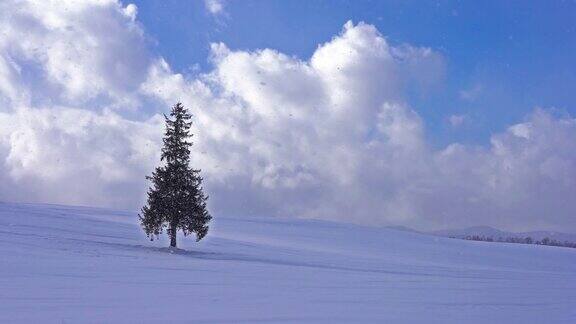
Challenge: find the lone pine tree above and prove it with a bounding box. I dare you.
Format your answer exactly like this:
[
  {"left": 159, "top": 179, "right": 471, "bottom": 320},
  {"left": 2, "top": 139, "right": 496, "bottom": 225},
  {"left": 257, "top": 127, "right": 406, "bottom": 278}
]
[{"left": 140, "top": 103, "right": 211, "bottom": 248}]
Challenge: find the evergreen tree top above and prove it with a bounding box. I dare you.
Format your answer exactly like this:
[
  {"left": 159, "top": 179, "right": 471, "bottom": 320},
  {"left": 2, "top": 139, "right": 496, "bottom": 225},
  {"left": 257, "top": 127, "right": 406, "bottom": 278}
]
[{"left": 162, "top": 103, "right": 193, "bottom": 165}]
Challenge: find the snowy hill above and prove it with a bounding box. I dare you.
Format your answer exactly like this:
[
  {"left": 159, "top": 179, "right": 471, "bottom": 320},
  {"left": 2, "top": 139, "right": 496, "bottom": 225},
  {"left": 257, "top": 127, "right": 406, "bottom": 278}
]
[
  {"left": 1, "top": 202, "right": 575, "bottom": 323},
  {"left": 432, "top": 225, "right": 576, "bottom": 243}
]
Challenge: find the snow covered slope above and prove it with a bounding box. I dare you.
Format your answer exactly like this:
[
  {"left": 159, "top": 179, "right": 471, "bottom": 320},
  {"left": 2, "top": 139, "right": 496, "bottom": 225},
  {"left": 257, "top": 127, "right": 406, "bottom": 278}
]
[{"left": 1, "top": 202, "right": 575, "bottom": 323}]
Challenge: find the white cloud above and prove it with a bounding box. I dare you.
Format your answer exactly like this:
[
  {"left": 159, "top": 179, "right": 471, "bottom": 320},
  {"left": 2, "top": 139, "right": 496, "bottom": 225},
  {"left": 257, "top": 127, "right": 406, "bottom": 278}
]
[
  {"left": 0, "top": 0, "right": 150, "bottom": 108},
  {"left": 432, "top": 109, "right": 576, "bottom": 231},
  {"left": 0, "top": 3, "right": 574, "bottom": 233},
  {"left": 0, "top": 106, "right": 163, "bottom": 207},
  {"left": 448, "top": 114, "right": 466, "bottom": 127},
  {"left": 204, "top": 0, "right": 225, "bottom": 16}
]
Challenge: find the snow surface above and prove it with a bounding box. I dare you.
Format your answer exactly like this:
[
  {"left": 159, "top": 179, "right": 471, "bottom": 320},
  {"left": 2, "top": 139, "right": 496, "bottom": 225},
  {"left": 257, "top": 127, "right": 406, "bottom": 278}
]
[{"left": 1, "top": 202, "right": 575, "bottom": 323}]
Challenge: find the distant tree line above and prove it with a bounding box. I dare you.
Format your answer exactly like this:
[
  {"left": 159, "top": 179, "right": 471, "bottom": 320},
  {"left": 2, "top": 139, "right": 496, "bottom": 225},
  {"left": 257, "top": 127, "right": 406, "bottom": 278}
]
[{"left": 450, "top": 235, "right": 576, "bottom": 249}]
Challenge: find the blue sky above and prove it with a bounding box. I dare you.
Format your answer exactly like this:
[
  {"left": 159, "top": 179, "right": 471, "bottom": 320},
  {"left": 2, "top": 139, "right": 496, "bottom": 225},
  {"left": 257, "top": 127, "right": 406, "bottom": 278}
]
[{"left": 133, "top": 0, "right": 576, "bottom": 146}]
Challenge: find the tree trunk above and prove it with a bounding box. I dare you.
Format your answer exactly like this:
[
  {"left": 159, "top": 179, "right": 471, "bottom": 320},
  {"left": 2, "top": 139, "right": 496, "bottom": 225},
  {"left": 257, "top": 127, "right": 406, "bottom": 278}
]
[{"left": 170, "top": 223, "right": 177, "bottom": 248}]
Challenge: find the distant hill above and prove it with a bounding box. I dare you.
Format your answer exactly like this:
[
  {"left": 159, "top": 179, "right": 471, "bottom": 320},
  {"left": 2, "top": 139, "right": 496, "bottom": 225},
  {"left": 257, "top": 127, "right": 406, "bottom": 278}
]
[{"left": 431, "top": 226, "right": 576, "bottom": 243}]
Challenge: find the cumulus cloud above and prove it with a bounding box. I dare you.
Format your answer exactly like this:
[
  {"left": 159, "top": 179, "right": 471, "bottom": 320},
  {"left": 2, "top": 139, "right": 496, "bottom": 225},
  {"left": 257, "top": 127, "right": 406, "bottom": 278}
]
[
  {"left": 0, "top": 0, "right": 159, "bottom": 207},
  {"left": 0, "top": 1, "right": 574, "bottom": 233},
  {"left": 431, "top": 110, "right": 576, "bottom": 231},
  {"left": 0, "top": 0, "right": 150, "bottom": 109},
  {"left": 0, "top": 107, "right": 162, "bottom": 207}
]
